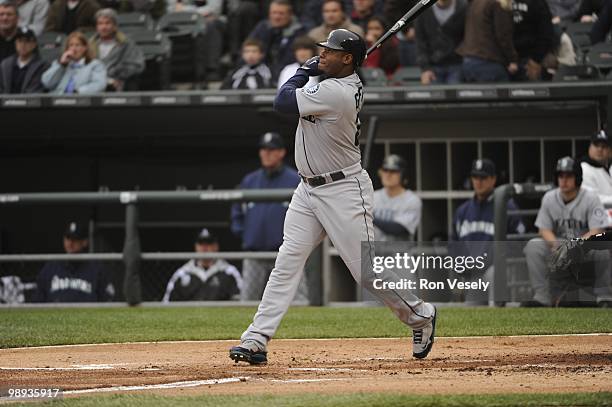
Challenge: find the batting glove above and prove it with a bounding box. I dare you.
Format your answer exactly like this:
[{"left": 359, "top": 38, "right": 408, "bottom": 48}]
[{"left": 300, "top": 56, "right": 323, "bottom": 76}]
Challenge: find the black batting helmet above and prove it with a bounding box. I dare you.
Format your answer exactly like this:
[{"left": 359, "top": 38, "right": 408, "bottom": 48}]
[
  {"left": 317, "top": 29, "right": 366, "bottom": 67},
  {"left": 554, "top": 156, "right": 582, "bottom": 186},
  {"left": 381, "top": 154, "right": 408, "bottom": 186}
]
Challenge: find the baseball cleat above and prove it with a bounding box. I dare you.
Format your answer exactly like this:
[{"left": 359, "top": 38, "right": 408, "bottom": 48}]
[
  {"left": 412, "top": 306, "right": 436, "bottom": 359},
  {"left": 229, "top": 344, "right": 267, "bottom": 365}
]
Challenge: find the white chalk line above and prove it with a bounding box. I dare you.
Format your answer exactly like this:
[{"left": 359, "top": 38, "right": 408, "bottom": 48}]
[
  {"left": 4, "top": 333, "right": 611, "bottom": 351},
  {"left": 62, "top": 377, "right": 250, "bottom": 395}
]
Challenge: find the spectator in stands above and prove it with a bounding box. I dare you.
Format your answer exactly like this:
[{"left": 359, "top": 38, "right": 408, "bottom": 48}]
[
  {"left": 248, "top": 0, "right": 307, "bottom": 81},
  {"left": 277, "top": 35, "right": 318, "bottom": 88},
  {"left": 0, "top": 26, "right": 47, "bottom": 93},
  {"left": 301, "top": 0, "right": 352, "bottom": 30},
  {"left": 231, "top": 132, "right": 308, "bottom": 301},
  {"left": 363, "top": 15, "right": 399, "bottom": 77},
  {"left": 591, "top": 0, "right": 612, "bottom": 44},
  {"left": 16, "top": 0, "right": 48, "bottom": 36},
  {"left": 166, "top": 0, "right": 224, "bottom": 79},
  {"left": 221, "top": 38, "right": 272, "bottom": 89},
  {"left": 512, "top": 0, "right": 555, "bottom": 81},
  {"left": 384, "top": 0, "right": 419, "bottom": 66},
  {"left": 42, "top": 30, "right": 107, "bottom": 94},
  {"left": 546, "top": 0, "right": 580, "bottom": 24},
  {"left": 0, "top": 1, "right": 18, "bottom": 63},
  {"left": 457, "top": 0, "right": 518, "bottom": 82},
  {"left": 578, "top": 0, "right": 604, "bottom": 22},
  {"left": 373, "top": 154, "right": 422, "bottom": 242},
  {"left": 89, "top": 8, "right": 144, "bottom": 91},
  {"left": 162, "top": 228, "right": 242, "bottom": 302},
  {"left": 34, "top": 221, "right": 115, "bottom": 302},
  {"left": 451, "top": 158, "right": 525, "bottom": 305},
  {"left": 44, "top": 0, "right": 100, "bottom": 34},
  {"left": 523, "top": 156, "right": 611, "bottom": 307},
  {"left": 415, "top": 0, "right": 467, "bottom": 85},
  {"left": 350, "top": 0, "right": 382, "bottom": 33},
  {"left": 580, "top": 130, "right": 612, "bottom": 206},
  {"left": 307, "top": 0, "right": 363, "bottom": 44}
]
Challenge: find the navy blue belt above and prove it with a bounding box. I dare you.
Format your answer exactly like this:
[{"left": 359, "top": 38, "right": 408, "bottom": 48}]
[{"left": 301, "top": 171, "right": 345, "bottom": 187}]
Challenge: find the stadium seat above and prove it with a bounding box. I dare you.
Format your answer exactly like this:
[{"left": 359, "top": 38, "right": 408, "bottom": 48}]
[
  {"left": 117, "top": 12, "right": 153, "bottom": 31},
  {"left": 157, "top": 12, "right": 207, "bottom": 86},
  {"left": 128, "top": 30, "right": 172, "bottom": 90},
  {"left": 585, "top": 42, "right": 612, "bottom": 70},
  {"left": 390, "top": 66, "right": 421, "bottom": 86},
  {"left": 565, "top": 22, "right": 594, "bottom": 37},
  {"left": 553, "top": 64, "right": 600, "bottom": 81},
  {"left": 37, "top": 32, "right": 65, "bottom": 50},
  {"left": 360, "top": 67, "right": 388, "bottom": 86},
  {"left": 39, "top": 47, "right": 62, "bottom": 64}
]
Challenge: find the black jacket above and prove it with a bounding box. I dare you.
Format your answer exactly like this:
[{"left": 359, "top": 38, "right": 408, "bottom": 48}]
[
  {"left": 415, "top": 0, "right": 467, "bottom": 70},
  {"left": 0, "top": 54, "right": 48, "bottom": 94},
  {"left": 578, "top": 0, "right": 605, "bottom": 18},
  {"left": 513, "top": 0, "right": 554, "bottom": 62},
  {"left": 591, "top": 0, "right": 612, "bottom": 44}
]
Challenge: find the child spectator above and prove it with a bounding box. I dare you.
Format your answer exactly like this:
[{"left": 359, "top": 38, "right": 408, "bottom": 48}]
[
  {"left": 277, "top": 35, "right": 319, "bottom": 88},
  {"left": 221, "top": 38, "right": 273, "bottom": 90}
]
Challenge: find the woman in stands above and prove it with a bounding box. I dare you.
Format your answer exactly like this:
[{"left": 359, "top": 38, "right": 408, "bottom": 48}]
[
  {"left": 362, "top": 16, "right": 400, "bottom": 77},
  {"left": 42, "top": 31, "right": 106, "bottom": 94}
]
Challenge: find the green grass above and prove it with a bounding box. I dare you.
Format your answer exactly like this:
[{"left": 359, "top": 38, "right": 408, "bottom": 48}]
[
  {"left": 1, "top": 306, "right": 611, "bottom": 348},
  {"left": 8, "top": 392, "right": 612, "bottom": 407}
]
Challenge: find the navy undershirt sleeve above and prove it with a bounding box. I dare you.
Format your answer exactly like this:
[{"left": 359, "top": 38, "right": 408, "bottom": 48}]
[
  {"left": 273, "top": 69, "right": 309, "bottom": 115},
  {"left": 373, "top": 218, "right": 409, "bottom": 236}
]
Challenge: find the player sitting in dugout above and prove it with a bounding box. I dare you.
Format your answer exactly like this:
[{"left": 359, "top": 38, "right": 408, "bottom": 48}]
[
  {"left": 451, "top": 158, "right": 525, "bottom": 305},
  {"left": 163, "top": 229, "right": 242, "bottom": 302},
  {"left": 373, "top": 154, "right": 422, "bottom": 242},
  {"left": 523, "top": 156, "right": 612, "bottom": 307},
  {"left": 580, "top": 129, "right": 612, "bottom": 207},
  {"left": 35, "top": 221, "right": 115, "bottom": 302}
]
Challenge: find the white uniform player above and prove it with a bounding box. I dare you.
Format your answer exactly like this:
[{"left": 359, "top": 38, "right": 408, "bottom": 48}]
[{"left": 229, "top": 29, "right": 436, "bottom": 365}]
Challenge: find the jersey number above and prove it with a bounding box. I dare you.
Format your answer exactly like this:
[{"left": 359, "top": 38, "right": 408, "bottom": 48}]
[{"left": 354, "top": 86, "right": 363, "bottom": 146}]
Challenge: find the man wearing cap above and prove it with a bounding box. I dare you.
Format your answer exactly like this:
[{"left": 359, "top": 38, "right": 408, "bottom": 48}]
[
  {"left": 0, "top": 1, "right": 19, "bottom": 63},
  {"left": 162, "top": 229, "right": 242, "bottom": 302},
  {"left": 451, "top": 158, "right": 525, "bottom": 305},
  {"left": 231, "top": 132, "right": 308, "bottom": 301},
  {"left": 580, "top": 130, "right": 612, "bottom": 207},
  {"left": 373, "top": 154, "right": 422, "bottom": 242},
  {"left": 0, "top": 26, "right": 47, "bottom": 93},
  {"left": 34, "top": 221, "right": 115, "bottom": 302}
]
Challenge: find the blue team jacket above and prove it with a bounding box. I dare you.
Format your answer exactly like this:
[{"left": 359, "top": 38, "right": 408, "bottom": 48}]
[
  {"left": 34, "top": 261, "right": 114, "bottom": 302},
  {"left": 451, "top": 194, "right": 525, "bottom": 267},
  {"left": 231, "top": 166, "right": 300, "bottom": 251}
]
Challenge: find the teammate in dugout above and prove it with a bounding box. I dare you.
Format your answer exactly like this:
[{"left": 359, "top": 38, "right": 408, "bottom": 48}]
[
  {"left": 229, "top": 29, "right": 437, "bottom": 365},
  {"left": 523, "top": 156, "right": 612, "bottom": 307},
  {"left": 373, "top": 154, "right": 422, "bottom": 242},
  {"left": 162, "top": 228, "right": 242, "bottom": 302}
]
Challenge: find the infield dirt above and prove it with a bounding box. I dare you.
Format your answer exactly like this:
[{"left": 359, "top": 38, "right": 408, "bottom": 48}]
[{"left": 1, "top": 335, "right": 611, "bottom": 399}]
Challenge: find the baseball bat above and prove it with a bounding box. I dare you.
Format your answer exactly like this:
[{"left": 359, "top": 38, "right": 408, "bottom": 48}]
[{"left": 365, "top": 0, "right": 439, "bottom": 58}]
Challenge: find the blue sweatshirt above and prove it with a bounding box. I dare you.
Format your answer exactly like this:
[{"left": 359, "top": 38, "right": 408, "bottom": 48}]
[
  {"left": 231, "top": 165, "right": 300, "bottom": 251},
  {"left": 451, "top": 193, "right": 525, "bottom": 268},
  {"left": 35, "top": 261, "right": 114, "bottom": 302}
]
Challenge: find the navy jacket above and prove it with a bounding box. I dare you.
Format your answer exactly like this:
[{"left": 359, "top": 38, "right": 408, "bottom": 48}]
[
  {"left": 231, "top": 165, "right": 300, "bottom": 251},
  {"left": 34, "top": 261, "right": 114, "bottom": 302},
  {"left": 451, "top": 193, "right": 525, "bottom": 268}
]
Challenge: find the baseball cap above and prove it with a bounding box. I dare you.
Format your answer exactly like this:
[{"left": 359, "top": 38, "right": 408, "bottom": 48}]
[
  {"left": 381, "top": 154, "right": 406, "bottom": 172},
  {"left": 470, "top": 158, "right": 496, "bottom": 177},
  {"left": 64, "top": 221, "right": 88, "bottom": 240},
  {"left": 259, "top": 132, "right": 284, "bottom": 149},
  {"left": 15, "top": 27, "right": 37, "bottom": 42},
  {"left": 591, "top": 130, "right": 610, "bottom": 145},
  {"left": 195, "top": 228, "right": 218, "bottom": 244}
]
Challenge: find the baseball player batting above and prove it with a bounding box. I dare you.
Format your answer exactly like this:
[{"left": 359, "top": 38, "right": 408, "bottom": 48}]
[{"left": 229, "top": 29, "right": 437, "bottom": 365}]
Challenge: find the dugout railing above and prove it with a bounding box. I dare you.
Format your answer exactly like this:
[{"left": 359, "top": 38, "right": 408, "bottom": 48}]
[
  {"left": 0, "top": 190, "right": 295, "bottom": 306},
  {"left": 493, "top": 183, "right": 612, "bottom": 304}
]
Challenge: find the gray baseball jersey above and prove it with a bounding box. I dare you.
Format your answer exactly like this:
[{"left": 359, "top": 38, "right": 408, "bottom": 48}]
[
  {"left": 373, "top": 188, "right": 422, "bottom": 241},
  {"left": 535, "top": 188, "right": 608, "bottom": 239},
  {"left": 295, "top": 73, "right": 363, "bottom": 176}
]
